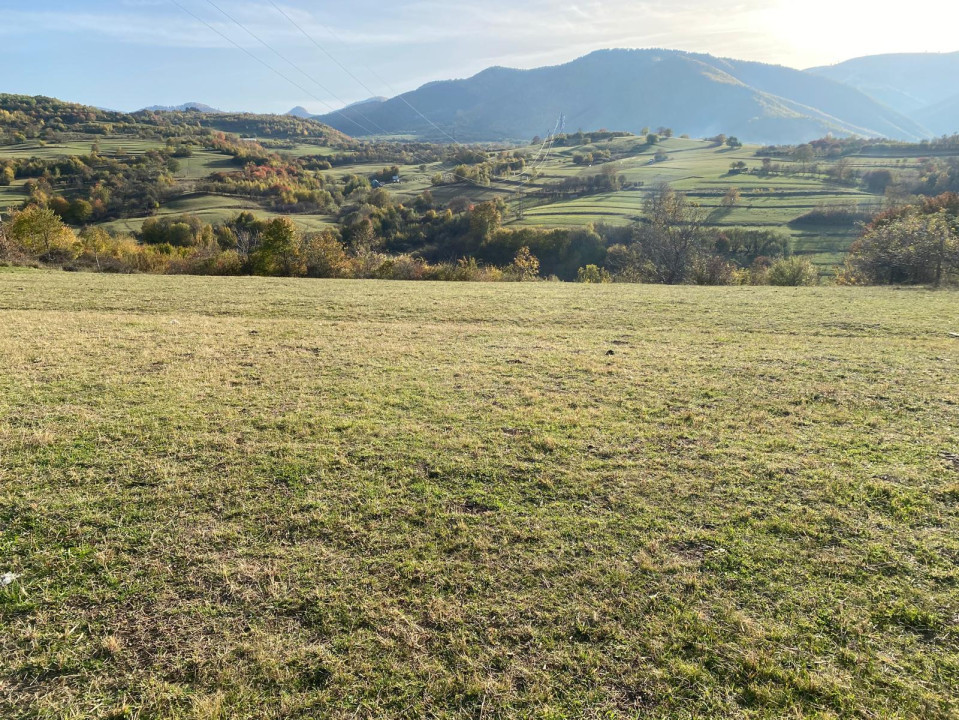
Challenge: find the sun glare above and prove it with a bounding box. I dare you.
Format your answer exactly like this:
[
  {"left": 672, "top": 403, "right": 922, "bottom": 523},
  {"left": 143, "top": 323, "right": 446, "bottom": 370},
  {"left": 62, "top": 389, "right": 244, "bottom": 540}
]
[{"left": 764, "top": 0, "right": 959, "bottom": 67}]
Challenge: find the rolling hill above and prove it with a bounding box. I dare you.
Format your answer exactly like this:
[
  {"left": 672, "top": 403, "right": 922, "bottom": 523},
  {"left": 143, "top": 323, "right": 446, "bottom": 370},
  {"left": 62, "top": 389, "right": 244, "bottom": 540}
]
[{"left": 315, "top": 49, "right": 928, "bottom": 144}]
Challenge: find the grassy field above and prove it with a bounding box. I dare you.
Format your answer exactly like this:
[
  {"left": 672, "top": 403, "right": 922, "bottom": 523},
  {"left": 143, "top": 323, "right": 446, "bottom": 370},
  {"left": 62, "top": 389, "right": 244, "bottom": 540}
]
[
  {"left": 0, "top": 139, "right": 169, "bottom": 161},
  {"left": 99, "top": 194, "right": 335, "bottom": 235},
  {"left": 504, "top": 137, "right": 894, "bottom": 270},
  {"left": 1, "top": 270, "right": 957, "bottom": 719}
]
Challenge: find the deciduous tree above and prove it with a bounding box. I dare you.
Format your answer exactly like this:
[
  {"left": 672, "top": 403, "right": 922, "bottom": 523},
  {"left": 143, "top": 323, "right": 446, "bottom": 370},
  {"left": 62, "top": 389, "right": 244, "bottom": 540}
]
[{"left": 633, "top": 184, "right": 708, "bottom": 284}]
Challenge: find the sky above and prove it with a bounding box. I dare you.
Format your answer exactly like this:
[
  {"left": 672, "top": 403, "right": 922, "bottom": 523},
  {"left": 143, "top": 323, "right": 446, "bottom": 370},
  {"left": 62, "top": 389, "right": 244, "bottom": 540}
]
[{"left": 1, "top": 0, "right": 957, "bottom": 114}]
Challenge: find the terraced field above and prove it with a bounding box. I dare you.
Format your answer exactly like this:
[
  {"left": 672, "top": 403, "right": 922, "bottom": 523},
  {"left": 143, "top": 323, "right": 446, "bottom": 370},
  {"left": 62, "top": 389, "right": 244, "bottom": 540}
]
[{"left": 1, "top": 132, "right": 952, "bottom": 272}]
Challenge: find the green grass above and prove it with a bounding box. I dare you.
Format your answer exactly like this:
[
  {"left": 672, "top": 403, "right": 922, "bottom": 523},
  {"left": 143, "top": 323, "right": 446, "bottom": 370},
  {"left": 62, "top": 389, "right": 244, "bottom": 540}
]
[
  {"left": 1, "top": 272, "right": 957, "bottom": 719},
  {"left": 503, "top": 137, "right": 898, "bottom": 271},
  {"left": 173, "top": 151, "right": 240, "bottom": 180},
  {"left": 0, "top": 138, "right": 168, "bottom": 160},
  {"left": 0, "top": 179, "right": 28, "bottom": 211},
  {"left": 99, "top": 194, "right": 335, "bottom": 235}
]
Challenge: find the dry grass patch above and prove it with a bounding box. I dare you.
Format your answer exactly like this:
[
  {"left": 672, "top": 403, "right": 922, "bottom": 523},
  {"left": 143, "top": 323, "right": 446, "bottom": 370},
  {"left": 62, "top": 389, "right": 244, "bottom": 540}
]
[{"left": 1, "top": 271, "right": 957, "bottom": 718}]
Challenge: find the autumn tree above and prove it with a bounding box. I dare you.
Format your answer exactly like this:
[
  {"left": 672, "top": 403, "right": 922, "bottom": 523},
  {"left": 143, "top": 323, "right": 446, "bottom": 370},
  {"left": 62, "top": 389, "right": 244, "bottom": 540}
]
[
  {"left": 511, "top": 246, "right": 540, "bottom": 281},
  {"left": 78, "top": 226, "right": 111, "bottom": 270},
  {"left": 577, "top": 264, "right": 611, "bottom": 283},
  {"left": 767, "top": 257, "right": 818, "bottom": 286},
  {"left": 831, "top": 156, "right": 854, "bottom": 183},
  {"left": 721, "top": 187, "right": 742, "bottom": 208},
  {"left": 5, "top": 206, "right": 77, "bottom": 258},
  {"left": 633, "top": 184, "right": 708, "bottom": 284},
  {"left": 469, "top": 200, "right": 504, "bottom": 243},
  {"left": 250, "top": 217, "right": 304, "bottom": 276},
  {"left": 301, "top": 229, "right": 351, "bottom": 278},
  {"left": 862, "top": 169, "right": 894, "bottom": 194}
]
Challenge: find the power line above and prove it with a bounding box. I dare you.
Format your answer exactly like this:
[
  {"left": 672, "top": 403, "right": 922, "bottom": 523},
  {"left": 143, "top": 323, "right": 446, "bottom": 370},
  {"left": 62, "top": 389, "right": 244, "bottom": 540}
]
[
  {"left": 166, "top": 0, "right": 378, "bottom": 136},
  {"left": 171, "top": 0, "right": 511, "bottom": 190},
  {"left": 267, "top": 0, "right": 464, "bottom": 147},
  {"left": 200, "top": 0, "right": 395, "bottom": 136},
  {"left": 190, "top": 0, "right": 479, "bottom": 185}
]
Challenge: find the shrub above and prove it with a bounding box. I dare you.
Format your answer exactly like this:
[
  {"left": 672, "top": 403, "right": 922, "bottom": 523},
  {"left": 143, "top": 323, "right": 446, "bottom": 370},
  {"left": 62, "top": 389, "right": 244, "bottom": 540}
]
[
  {"left": 767, "top": 256, "right": 818, "bottom": 286},
  {"left": 507, "top": 247, "right": 540, "bottom": 281},
  {"left": 577, "top": 264, "right": 611, "bottom": 283},
  {"left": 690, "top": 256, "right": 737, "bottom": 285},
  {"left": 841, "top": 209, "right": 958, "bottom": 286}
]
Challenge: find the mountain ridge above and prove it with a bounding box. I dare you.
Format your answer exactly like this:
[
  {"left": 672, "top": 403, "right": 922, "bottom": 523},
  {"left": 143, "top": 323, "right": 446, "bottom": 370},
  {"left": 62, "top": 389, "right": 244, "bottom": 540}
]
[
  {"left": 314, "top": 48, "right": 929, "bottom": 144},
  {"left": 808, "top": 52, "right": 959, "bottom": 116},
  {"left": 139, "top": 102, "right": 224, "bottom": 114}
]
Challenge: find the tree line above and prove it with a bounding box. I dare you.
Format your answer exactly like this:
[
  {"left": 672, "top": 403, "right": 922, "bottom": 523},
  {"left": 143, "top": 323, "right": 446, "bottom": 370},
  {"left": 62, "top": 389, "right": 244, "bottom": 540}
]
[{"left": 5, "top": 185, "right": 956, "bottom": 286}]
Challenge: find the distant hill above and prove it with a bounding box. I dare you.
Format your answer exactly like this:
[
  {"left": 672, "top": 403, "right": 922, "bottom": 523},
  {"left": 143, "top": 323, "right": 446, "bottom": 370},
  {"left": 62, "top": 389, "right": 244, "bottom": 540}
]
[
  {"left": 140, "top": 102, "right": 224, "bottom": 114},
  {"left": 0, "top": 93, "right": 351, "bottom": 147},
  {"left": 915, "top": 93, "right": 959, "bottom": 136},
  {"left": 809, "top": 52, "right": 959, "bottom": 117},
  {"left": 287, "top": 98, "right": 386, "bottom": 121},
  {"left": 286, "top": 106, "right": 313, "bottom": 118},
  {"left": 315, "top": 49, "right": 928, "bottom": 144}
]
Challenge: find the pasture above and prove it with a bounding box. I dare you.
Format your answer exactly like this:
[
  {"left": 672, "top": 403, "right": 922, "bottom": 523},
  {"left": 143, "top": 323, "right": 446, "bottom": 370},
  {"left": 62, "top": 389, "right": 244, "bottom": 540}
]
[
  {"left": 98, "top": 194, "right": 335, "bottom": 235},
  {"left": 1, "top": 270, "right": 957, "bottom": 719}
]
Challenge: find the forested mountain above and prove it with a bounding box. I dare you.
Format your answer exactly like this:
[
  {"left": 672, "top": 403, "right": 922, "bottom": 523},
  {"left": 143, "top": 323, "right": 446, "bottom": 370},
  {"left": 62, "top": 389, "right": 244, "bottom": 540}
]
[
  {"left": 315, "top": 49, "right": 927, "bottom": 144},
  {"left": 809, "top": 52, "right": 959, "bottom": 122},
  {"left": 0, "top": 94, "right": 350, "bottom": 145}
]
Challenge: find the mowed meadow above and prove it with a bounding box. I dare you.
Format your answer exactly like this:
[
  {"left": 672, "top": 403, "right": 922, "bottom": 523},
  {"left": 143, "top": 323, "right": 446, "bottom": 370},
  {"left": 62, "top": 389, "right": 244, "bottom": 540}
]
[{"left": 1, "top": 269, "right": 958, "bottom": 719}]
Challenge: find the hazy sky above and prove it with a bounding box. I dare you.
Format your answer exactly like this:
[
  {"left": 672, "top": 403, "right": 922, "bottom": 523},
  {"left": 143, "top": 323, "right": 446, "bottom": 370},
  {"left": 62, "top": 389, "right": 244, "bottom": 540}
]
[{"left": 2, "top": 0, "right": 957, "bottom": 113}]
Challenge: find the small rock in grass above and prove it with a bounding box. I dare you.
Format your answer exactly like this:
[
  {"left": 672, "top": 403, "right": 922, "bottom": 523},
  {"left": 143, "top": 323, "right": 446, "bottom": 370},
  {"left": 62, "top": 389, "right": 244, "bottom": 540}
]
[{"left": 1, "top": 572, "right": 19, "bottom": 587}]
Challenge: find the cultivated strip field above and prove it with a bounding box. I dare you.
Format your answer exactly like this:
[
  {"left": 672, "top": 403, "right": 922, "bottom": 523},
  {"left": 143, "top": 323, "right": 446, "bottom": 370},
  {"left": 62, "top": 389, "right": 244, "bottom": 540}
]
[
  {"left": 3, "top": 133, "right": 950, "bottom": 274},
  {"left": 1, "top": 271, "right": 957, "bottom": 718}
]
